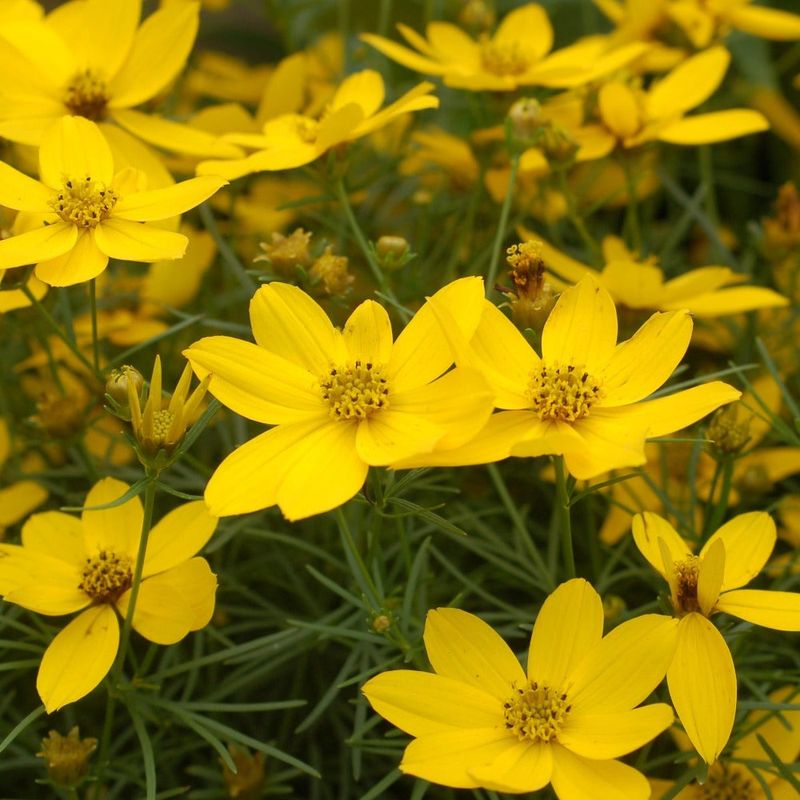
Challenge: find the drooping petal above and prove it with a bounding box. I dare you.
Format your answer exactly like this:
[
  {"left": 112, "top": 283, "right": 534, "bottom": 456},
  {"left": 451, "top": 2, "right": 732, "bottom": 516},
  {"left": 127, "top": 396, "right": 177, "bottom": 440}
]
[
  {"left": 113, "top": 176, "right": 225, "bottom": 222},
  {"left": 727, "top": 4, "right": 800, "bottom": 40},
  {"left": 600, "top": 310, "right": 692, "bottom": 406},
  {"left": 21, "top": 511, "right": 86, "bottom": 566},
  {"left": 423, "top": 607, "right": 526, "bottom": 700},
  {"left": 715, "top": 589, "right": 800, "bottom": 631},
  {"left": 567, "top": 614, "right": 679, "bottom": 713},
  {"left": 204, "top": 419, "right": 367, "bottom": 520},
  {"left": 142, "top": 502, "right": 218, "bottom": 577},
  {"left": 559, "top": 704, "right": 674, "bottom": 760},
  {"left": 699, "top": 512, "right": 776, "bottom": 592},
  {"left": 36, "top": 229, "right": 108, "bottom": 286},
  {"left": 362, "top": 670, "right": 502, "bottom": 737},
  {"left": 667, "top": 613, "right": 736, "bottom": 764},
  {"left": 697, "top": 538, "right": 725, "bottom": 616},
  {"left": 184, "top": 335, "right": 326, "bottom": 425},
  {"left": 0, "top": 221, "right": 77, "bottom": 270},
  {"left": 36, "top": 605, "right": 119, "bottom": 713},
  {"left": 249, "top": 282, "right": 343, "bottom": 374},
  {"left": 82, "top": 477, "right": 143, "bottom": 560},
  {"left": 631, "top": 512, "right": 692, "bottom": 580},
  {"left": 38, "top": 116, "right": 114, "bottom": 188},
  {"left": 658, "top": 110, "right": 768, "bottom": 146},
  {"left": 528, "top": 578, "right": 603, "bottom": 689},
  {"left": 360, "top": 33, "right": 449, "bottom": 77},
  {"left": 469, "top": 741, "right": 553, "bottom": 794},
  {"left": 550, "top": 744, "right": 651, "bottom": 800},
  {"left": 0, "top": 161, "right": 51, "bottom": 212},
  {"left": 542, "top": 276, "right": 618, "bottom": 373},
  {"left": 94, "top": 218, "right": 187, "bottom": 262},
  {"left": 341, "top": 300, "right": 393, "bottom": 365}
]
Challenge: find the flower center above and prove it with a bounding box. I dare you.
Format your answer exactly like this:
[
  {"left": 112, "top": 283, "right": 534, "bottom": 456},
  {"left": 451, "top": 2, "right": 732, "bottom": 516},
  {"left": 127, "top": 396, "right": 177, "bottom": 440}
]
[
  {"left": 480, "top": 38, "right": 529, "bottom": 76},
  {"left": 320, "top": 361, "right": 389, "bottom": 420},
  {"left": 674, "top": 555, "right": 701, "bottom": 615},
  {"left": 152, "top": 409, "right": 175, "bottom": 444},
  {"left": 528, "top": 363, "right": 602, "bottom": 422},
  {"left": 697, "top": 763, "right": 758, "bottom": 800},
  {"left": 78, "top": 550, "right": 133, "bottom": 603},
  {"left": 296, "top": 116, "right": 320, "bottom": 143},
  {"left": 50, "top": 177, "right": 118, "bottom": 228},
  {"left": 503, "top": 681, "right": 570, "bottom": 743},
  {"left": 63, "top": 69, "right": 110, "bottom": 120}
]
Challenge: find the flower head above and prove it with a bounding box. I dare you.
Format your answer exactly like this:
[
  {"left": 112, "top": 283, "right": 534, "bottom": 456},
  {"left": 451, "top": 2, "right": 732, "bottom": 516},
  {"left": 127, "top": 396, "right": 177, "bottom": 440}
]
[
  {"left": 363, "top": 579, "right": 677, "bottom": 797},
  {"left": 0, "top": 478, "right": 218, "bottom": 712},
  {"left": 0, "top": 116, "right": 225, "bottom": 286},
  {"left": 37, "top": 727, "right": 96, "bottom": 789}
]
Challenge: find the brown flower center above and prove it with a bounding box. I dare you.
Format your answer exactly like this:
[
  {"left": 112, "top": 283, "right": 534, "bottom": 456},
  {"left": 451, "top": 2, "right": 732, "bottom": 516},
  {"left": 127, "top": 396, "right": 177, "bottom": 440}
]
[
  {"left": 320, "top": 361, "right": 389, "bottom": 420},
  {"left": 79, "top": 550, "right": 133, "bottom": 603},
  {"left": 697, "top": 763, "right": 758, "bottom": 800},
  {"left": 503, "top": 681, "right": 570, "bottom": 743},
  {"left": 528, "top": 362, "right": 602, "bottom": 422},
  {"left": 63, "top": 69, "right": 110, "bottom": 120},
  {"left": 674, "top": 555, "right": 701, "bottom": 615}
]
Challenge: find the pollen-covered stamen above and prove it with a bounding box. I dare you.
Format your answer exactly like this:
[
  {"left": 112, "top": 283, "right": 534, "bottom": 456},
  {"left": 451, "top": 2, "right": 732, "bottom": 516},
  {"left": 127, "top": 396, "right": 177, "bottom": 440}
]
[
  {"left": 321, "top": 360, "right": 389, "bottom": 420},
  {"left": 697, "top": 763, "right": 757, "bottom": 800},
  {"left": 63, "top": 69, "right": 110, "bottom": 120},
  {"left": 673, "top": 555, "right": 701, "bottom": 615},
  {"left": 480, "top": 38, "right": 529, "bottom": 76},
  {"left": 78, "top": 550, "right": 133, "bottom": 603},
  {"left": 528, "top": 362, "right": 602, "bottom": 422},
  {"left": 503, "top": 681, "right": 570, "bottom": 743},
  {"left": 50, "top": 177, "right": 118, "bottom": 229}
]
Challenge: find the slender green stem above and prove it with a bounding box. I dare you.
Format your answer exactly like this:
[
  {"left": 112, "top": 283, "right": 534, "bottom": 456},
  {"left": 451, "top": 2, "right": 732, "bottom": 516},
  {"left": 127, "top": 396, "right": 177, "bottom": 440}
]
[
  {"left": 198, "top": 202, "right": 256, "bottom": 294},
  {"left": 554, "top": 456, "right": 576, "bottom": 579},
  {"left": 89, "top": 278, "right": 100, "bottom": 373},
  {"left": 704, "top": 457, "right": 734, "bottom": 536},
  {"left": 336, "top": 508, "right": 381, "bottom": 609},
  {"left": 621, "top": 155, "right": 643, "bottom": 255},
  {"left": 486, "top": 154, "right": 519, "bottom": 289},
  {"left": 556, "top": 170, "right": 602, "bottom": 265}
]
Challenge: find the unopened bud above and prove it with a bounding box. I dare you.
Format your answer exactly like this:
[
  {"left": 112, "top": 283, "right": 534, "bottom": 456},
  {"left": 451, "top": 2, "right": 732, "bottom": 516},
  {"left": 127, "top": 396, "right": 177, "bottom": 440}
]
[
  {"left": 371, "top": 614, "right": 392, "bottom": 633},
  {"left": 503, "top": 241, "right": 557, "bottom": 329},
  {"left": 375, "top": 236, "right": 413, "bottom": 272},
  {"left": 310, "top": 247, "right": 353, "bottom": 296},
  {"left": 707, "top": 404, "right": 751, "bottom": 457},
  {"left": 459, "top": 0, "right": 495, "bottom": 31},
  {"left": 539, "top": 124, "right": 579, "bottom": 167},
  {"left": 602, "top": 594, "right": 626, "bottom": 622},
  {"left": 106, "top": 365, "right": 144, "bottom": 407},
  {"left": 254, "top": 228, "right": 312, "bottom": 275},
  {"left": 37, "top": 727, "right": 97, "bottom": 789},
  {"left": 508, "top": 98, "right": 543, "bottom": 142}
]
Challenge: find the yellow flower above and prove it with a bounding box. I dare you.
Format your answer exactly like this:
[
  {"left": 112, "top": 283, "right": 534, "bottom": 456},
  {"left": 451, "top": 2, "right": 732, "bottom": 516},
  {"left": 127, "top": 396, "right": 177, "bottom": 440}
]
[
  {"left": 399, "top": 127, "right": 479, "bottom": 191},
  {"left": 0, "top": 477, "right": 218, "bottom": 712},
  {"left": 197, "top": 70, "right": 438, "bottom": 180},
  {"left": 632, "top": 510, "right": 800, "bottom": 763},
  {"left": 0, "top": 418, "right": 47, "bottom": 534},
  {"left": 399, "top": 276, "right": 740, "bottom": 479},
  {"left": 363, "top": 578, "right": 677, "bottom": 796},
  {"left": 0, "top": 116, "right": 225, "bottom": 286},
  {"left": 0, "top": 0, "right": 240, "bottom": 159},
  {"left": 183, "top": 279, "right": 493, "bottom": 520},
  {"left": 528, "top": 231, "right": 788, "bottom": 319}
]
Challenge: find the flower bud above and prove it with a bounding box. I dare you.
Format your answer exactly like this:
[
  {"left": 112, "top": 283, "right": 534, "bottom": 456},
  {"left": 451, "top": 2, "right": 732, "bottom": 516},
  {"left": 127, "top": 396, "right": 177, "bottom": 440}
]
[
  {"left": 37, "top": 727, "right": 97, "bottom": 789},
  {"left": 106, "top": 365, "right": 144, "bottom": 407},
  {"left": 707, "top": 404, "right": 751, "bottom": 457},
  {"left": 221, "top": 744, "right": 265, "bottom": 800},
  {"left": 508, "top": 98, "right": 543, "bottom": 142}
]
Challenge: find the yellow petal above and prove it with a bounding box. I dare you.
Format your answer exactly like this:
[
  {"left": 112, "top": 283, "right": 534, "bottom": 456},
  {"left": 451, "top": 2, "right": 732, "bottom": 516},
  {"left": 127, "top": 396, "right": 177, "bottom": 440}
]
[
  {"left": 0, "top": 545, "right": 77, "bottom": 597},
  {"left": 184, "top": 336, "right": 325, "bottom": 425},
  {"left": 423, "top": 607, "right": 526, "bottom": 700},
  {"left": 22, "top": 511, "right": 85, "bottom": 565},
  {"left": 700, "top": 512, "right": 776, "bottom": 592},
  {"left": 599, "top": 260, "right": 664, "bottom": 308},
  {"left": 528, "top": 578, "right": 604, "bottom": 689},
  {"left": 599, "top": 81, "right": 642, "bottom": 139},
  {"left": 727, "top": 4, "right": 800, "bottom": 40},
  {"left": 362, "top": 670, "right": 501, "bottom": 737},
  {"left": 567, "top": 614, "right": 679, "bottom": 713},
  {"left": 356, "top": 409, "right": 442, "bottom": 466},
  {"left": 5, "top": 581, "right": 88, "bottom": 616},
  {"left": 697, "top": 538, "right": 725, "bottom": 616},
  {"left": 716, "top": 589, "right": 800, "bottom": 631},
  {"left": 113, "top": 176, "right": 225, "bottom": 222},
  {"left": 0, "top": 161, "right": 51, "bottom": 212},
  {"left": 658, "top": 110, "right": 769, "bottom": 145},
  {"left": 550, "top": 744, "right": 651, "bottom": 800},
  {"left": 601, "top": 310, "right": 692, "bottom": 406},
  {"left": 143, "top": 502, "right": 218, "bottom": 577},
  {"left": 82, "top": 477, "right": 143, "bottom": 559},
  {"left": 542, "top": 276, "right": 618, "bottom": 374},
  {"left": 39, "top": 116, "right": 113, "bottom": 188},
  {"left": 204, "top": 419, "right": 367, "bottom": 520},
  {"left": 249, "top": 282, "right": 343, "bottom": 374},
  {"left": 532, "top": 235, "right": 594, "bottom": 285},
  {"left": 667, "top": 613, "right": 736, "bottom": 764},
  {"left": 360, "top": 32, "right": 448, "bottom": 76},
  {"left": 100, "top": 122, "right": 174, "bottom": 190},
  {"left": 0, "top": 480, "right": 48, "bottom": 525},
  {"left": 632, "top": 512, "right": 691, "bottom": 580},
  {"left": 663, "top": 286, "right": 788, "bottom": 317},
  {"left": 0, "top": 221, "right": 77, "bottom": 270},
  {"left": 469, "top": 741, "right": 553, "bottom": 793},
  {"left": 342, "top": 300, "right": 393, "bottom": 365},
  {"left": 351, "top": 81, "right": 438, "bottom": 139},
  {"left": 37, "top": 605, "right": 119, "bottom": 713},
  {"left": 560, "top": 704, "right": 674, "bottom": 759},
  {"left": 108, "top": 1, "right": 198, "bottom": 107},
  {"left": 331, "top": 69, "right": 384, "bottom": 115},
  {"left": 493, "top": 4, "right": 552, "bottom": 61},
  {"left": 94, "top": 218, "right": 187, "bottom": 262},
  {"left": 646, "top": 47, "right": 729, "bottom": 120},
  {"left": 35, "top": 229, "right": 108, "bottom": 287}
]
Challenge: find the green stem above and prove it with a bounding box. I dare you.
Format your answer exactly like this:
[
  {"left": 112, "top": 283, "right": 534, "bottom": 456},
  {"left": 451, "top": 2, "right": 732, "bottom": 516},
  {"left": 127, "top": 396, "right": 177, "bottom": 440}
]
[
  {"left": 621, "top": 155, "right": 643, "bottom": 255},
  {"left": 89, "top": 278, "right": 100, "bottom": 373},
  {"left": 198, "top": 202, "right": 256, "bottom": 294},
  {"left": 554, "top": 456, "right": 576, "bottom": 579},
  {"left": 556, "top": 170, "right": 602, "bottom": 265},
  {"left": 704, "top": 457, "right": 734, "bottom": 536},
  {"left": 486, "top": 153, "right": 519, "bottom": 289},
  {"left": 336, "top": 508, "right": 381, "bottom": 610}
]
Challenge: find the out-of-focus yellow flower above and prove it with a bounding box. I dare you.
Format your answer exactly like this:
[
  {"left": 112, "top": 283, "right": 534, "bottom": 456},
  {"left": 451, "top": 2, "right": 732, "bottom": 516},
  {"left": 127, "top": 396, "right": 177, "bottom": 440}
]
[
  {"left": 0, "top": 418, "right": 47, "bottom": 535},
  {"left": 525, "top": 231, "right": 788, "bottom": 320},
  {"left": 399, "top": 127, "right": 479, "bottom": 191},
  {"left": 197, "top": 71, "right": 439, "bottom": 179}
]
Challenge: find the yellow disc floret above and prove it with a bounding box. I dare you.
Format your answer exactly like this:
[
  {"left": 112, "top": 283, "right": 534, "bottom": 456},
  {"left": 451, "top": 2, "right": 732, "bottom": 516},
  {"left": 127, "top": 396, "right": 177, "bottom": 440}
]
[
  {"left": 503, "top": 681, "right": 570, "bottom": 743},
  {"left": 50, "top": 178, "right": 118, "bottom": 229},
  {"left": 321, "top": 361, "right": 389, "bottom": 420},
  {"left": 480, "top": 37, "right": 529, "bottom": 76},
  {"left": 78, "top": 550, "right": 133, "bottom": 603},
  {"left": 528, "top": 363, "right": 602, "bottom": 422},
  {"left": 63, "top": 69, "right": 110, "bottom": 120}
]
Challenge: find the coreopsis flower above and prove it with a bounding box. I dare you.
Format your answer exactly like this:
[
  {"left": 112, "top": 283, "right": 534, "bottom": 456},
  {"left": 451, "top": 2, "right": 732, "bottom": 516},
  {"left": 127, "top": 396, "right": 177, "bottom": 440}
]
[
  {"left": 398, "top": 127, "right": 479, "bottom": 191},
  {"left": 0, "top": 116, "right": 225, "bottom": 286},
  {"left": 398, "top": 275, "right": 739, "bottom": 479},
  {"left": 650, "top": 686, "right": 800, "bottom": 799},
  {"left": 529, "top": 232, "right": 787, "bottom": 319},
  {"left": 0, "top": 477, "right": 218, "bottom": 711},
  {"left": 0, "top": 418, "right": 47, "bottom": 534},
  {"left": 363, "top": 578, "right": 677, "bottom": 797},
  {"left": 0, "top": 0, "right": 240, "bottom": 159},
  {"left": 196, "top": 70, "right": 438, "bottom": 180},
  {"left": 184, "top": 278, "right": 493, "bottom": 520},
  {"left": 632, "top": 510, "right": 800, "bottom": 763}
]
